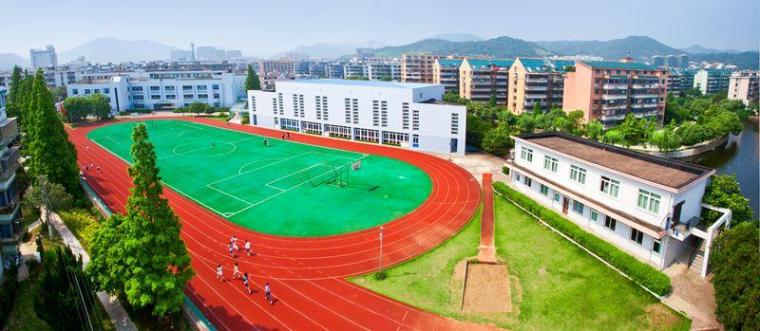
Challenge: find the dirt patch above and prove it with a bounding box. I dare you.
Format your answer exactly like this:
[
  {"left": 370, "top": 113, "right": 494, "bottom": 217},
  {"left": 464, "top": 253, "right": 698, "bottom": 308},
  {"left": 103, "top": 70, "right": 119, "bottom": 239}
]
[
  {"left": 643, "top": 304, "right": 682, "bottom": 329},
  {"left": 462, "top": 262, "right": 511, "bottom": 313}
]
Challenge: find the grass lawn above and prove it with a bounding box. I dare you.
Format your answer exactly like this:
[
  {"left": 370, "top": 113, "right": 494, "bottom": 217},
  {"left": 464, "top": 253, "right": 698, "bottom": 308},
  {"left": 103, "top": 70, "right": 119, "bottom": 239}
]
[{"left": 352, "top": 196, "right": 691, "bottom": 330}]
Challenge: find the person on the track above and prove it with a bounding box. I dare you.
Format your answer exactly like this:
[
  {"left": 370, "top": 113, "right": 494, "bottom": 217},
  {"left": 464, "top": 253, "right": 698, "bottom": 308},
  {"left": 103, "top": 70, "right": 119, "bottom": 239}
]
[
  {"left": 242, "top": 272, "right": 251, "bottom": 294},
  {"left": 230, "top": 235, "right": 238, "bottom": 245},
  {"left": 96, "top": 165, "right": 101, "bottom": 172},
  {"left": 286, "top": 132, "right": 290, "bottom": 139},
  {"left": 216, "top": 264, "right": 223, "bottom": 281},
  {"left": 233, "top": 262, "right": 241, "bottom": 279},
  {"left": 264, "top": 282, "right": 273, "bottom": 305},
  {"left": 281, "top": 133, "right": 285, "bottom": 140},
  {"left": 232, "top": 240, "right": 239, "bottom": 253},
  {"left": 244, "top": 240, "right": 252, "bottom": 256},
  {"left": 228, "top": 243, "right": 235, "bottom": 258}
]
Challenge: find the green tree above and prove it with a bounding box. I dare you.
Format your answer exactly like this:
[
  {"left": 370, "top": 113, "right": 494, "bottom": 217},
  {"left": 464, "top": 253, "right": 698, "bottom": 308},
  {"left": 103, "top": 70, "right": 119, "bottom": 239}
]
[
  {"left": 465, "top": 113, "right": 490, "bottom": 149},
  {"left": 677, "top": 123, "right": 715, "bottom": 146},
  {"left": 707, "top": 111, "right": 743, "bottom": 137},
  {"left": 26, "top": 70, "right": 82, "bottom": 198},
  {"left": 245, "top": 64, "right": 261, "bottom": 91},
  {"left": 5, "top": 66, "right": 23, "bottom": 119},
  {"left": 62, "top": 96, "right": 91, "bottom": 122},
  {"left": 89, "top": 93, "right": 112, "bottom": 120},
  {"left": 585, "top": 120, "right": 604, "bottom": 141},
  {"left": 702, "top": 175, "right": 754, "bottom": 224},
  {"left": 87, "top": 124, "right": 193, "bottom": 317},
  {"left": 710, "top": 222, "right": 760, "bottom": 330},
  {"left": 488, "top": 94, "right": 497, "bottom": 107},
  {"left": 516, "top": 112, "right": 536, "bottom": 134},
  {"left": 602, "top": 129, "right": 625, "bottom": 146},
  {"left": 22, "top": 175, "right": 73, "bottom": 238},
  {"left": 481, "top": 124, "right": 513, "bottom": 156},
  {"left": 648, "top": 123, "right": 681, "bottom": 151},
  {"left": 187, "top": 102, "right": 210, "bottom": 114}
]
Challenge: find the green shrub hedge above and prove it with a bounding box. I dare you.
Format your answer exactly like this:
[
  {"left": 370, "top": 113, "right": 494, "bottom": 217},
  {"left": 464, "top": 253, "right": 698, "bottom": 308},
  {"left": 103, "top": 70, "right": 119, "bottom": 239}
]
[{"left": 493, "top": 182, "right": 672, "bottom": 296}]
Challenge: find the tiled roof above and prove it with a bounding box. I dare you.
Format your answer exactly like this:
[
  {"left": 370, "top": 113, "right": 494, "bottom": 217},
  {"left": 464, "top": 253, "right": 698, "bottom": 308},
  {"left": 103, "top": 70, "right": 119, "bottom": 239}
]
[
  {"left": 517, "top": 58, "right": 576, "bottom": 73},
  {"left": 579, "top": 60, "right": 660, "bottom": 71},
  {"left": 436, "top": 59, "right": 463, "bottom": 68},
  {"left": 466, "top": 58, "right": 515, "bottom": 70}
]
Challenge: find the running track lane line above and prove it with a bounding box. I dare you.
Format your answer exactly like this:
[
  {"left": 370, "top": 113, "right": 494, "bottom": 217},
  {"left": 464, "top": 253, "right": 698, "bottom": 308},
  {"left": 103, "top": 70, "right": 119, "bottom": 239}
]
[{"left": 69, "top": 117, "right": 483, "bottom": 330}]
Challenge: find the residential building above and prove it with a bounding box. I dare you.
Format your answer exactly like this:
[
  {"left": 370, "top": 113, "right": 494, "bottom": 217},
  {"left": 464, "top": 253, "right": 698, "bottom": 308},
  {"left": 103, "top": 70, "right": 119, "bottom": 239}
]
[
  {"left": 0, "top": 87, "right": 21, "bottom": 261},
  {"left": 400, "top": 54, "right": 435, "bottom": 83},
  {"left": 562, "top": 60, "right": 668, "bottom": 127},
  {"left": 343, "top": 63, "right": 367, "bottom": 79},
  {"left": 693, "top": 69, "right": 731, "bottom": 95},
  {"left": 459, "top": 58, "right": 514, "bottom": 104},
  {"left": 29, "top": 45, "right": 58, "bottom": 69},
  {"left": 433, "top": 58, "right": 463, "bottom": 93},
  {"left": 727, "top": 71, "right": 759, "bottom": 106},
  {"left": 366, "top": 62, "right": 400, "bottom": 81},
  {"left": 325, "top": 63, "right": 345, "bottom": 79},
  {"left": 258, "top": 60, "right": 296, "bottom": 78},
  {"left": 667, "top": 69, "right": 696, "bottom": 95},
  {"left": 66, "top": 70, "right": 246, "bottom": 112},
  {"left": 508, "top": 58, "right": 573, "bottom": 114},
  {"left": 664, "top": 55, "right": 678, "bottom": 68},
  {"left": 678, "top": 54, "right": 689, "bottom": 68},
  {"left": 505, "top": 132, "right": 730, "bottom": 275},
  {"left": 247, "top": 79, "right": 467, "bottom": 155},
  {"left": 652, "top": 56, "right": 664, "bottom": 67}
]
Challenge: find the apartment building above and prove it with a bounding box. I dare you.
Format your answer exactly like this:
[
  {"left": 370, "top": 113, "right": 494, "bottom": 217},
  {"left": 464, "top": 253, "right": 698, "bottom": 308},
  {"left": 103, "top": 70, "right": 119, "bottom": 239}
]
[
  {"left": 433, "top": 58, "right": 463, "bottom": 93},
  {"left": 667, "top": 69, "right": 695, "bottom": 95},
  {"left": 366, "top": 62, "right": 401, "bottom": 81},
  {"left": 508, "top": 58, "right": 574, "bottom": 114},
  {"left": 29, "top": 45, "right": 58, "bottom": 69},
  {"left": 66, "top": 70, "right": 246, "bottom": 112},
  {"left": 727, "top": 71, "right": 758, "bottom": 106},
  {"left": 400, "top": 54, "right": 435, "bottom": 83},
  {"left": 258, "top": 61, "right": 296, "bottom": 78},
  {"left": 343, "top": 63, "right": 368, "bottom": 79},
  {"left": 247, "top": 79, "right": 467, "bottom": 155},
  {"left": 506, "top": 132, "right": 729, "bottom": 274},
  {"left": 562, "top": 61, "right": 668, "bottom": 127},
  {"left": 693, "top": 69, "right": 731, "bottom": 95},
  {"left": 459, "top": 58, "right": 513, "bottom": 104},
  {"left": 0, "top": 89, "right": 21, "bottom": 261}
]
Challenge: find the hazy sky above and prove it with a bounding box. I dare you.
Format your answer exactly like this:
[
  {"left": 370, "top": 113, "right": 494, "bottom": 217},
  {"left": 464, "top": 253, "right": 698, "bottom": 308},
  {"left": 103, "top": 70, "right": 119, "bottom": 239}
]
[{"left": 3, "top": 0, "right": 758, "bottom": 56}]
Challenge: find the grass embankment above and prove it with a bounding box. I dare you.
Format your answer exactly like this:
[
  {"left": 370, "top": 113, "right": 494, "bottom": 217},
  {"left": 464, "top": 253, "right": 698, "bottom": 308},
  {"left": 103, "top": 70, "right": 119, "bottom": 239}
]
[{"left": 352, "top": 196, "right": 690, "bottom": 330}]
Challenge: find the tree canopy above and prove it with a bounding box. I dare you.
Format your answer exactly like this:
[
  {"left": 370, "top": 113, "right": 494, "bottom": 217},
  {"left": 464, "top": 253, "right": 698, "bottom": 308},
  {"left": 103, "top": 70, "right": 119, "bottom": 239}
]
[
  {"left": 702, "top": 175, "right": 754, "bottom": 224},
  {"left": 245, "top": 64, "right": 261, "bottom": 91},
  {"left": 62, "top": 94, "right": 112, "bottom": 122},
  {"left": 87, "top": 124, "right": 193, "bottom": 317}
]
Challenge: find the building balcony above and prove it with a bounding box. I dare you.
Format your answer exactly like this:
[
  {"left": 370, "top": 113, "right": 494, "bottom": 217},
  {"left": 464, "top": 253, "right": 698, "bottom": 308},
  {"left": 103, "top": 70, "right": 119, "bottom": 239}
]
[
  {"left": 630, "top": 94, "right": 659, "bottom": 99},
  {"left": 0, "top": 147, "right": 20, "bottom": 182},
  {"left": 0, "top": 118, "right": 18, "bottom": 146},
  {"left": 602, "top": 104, "right": 628, "bottom": 111},
  {"left": 601, "top": 94, "right": 628, "bottom": 100},
  {"left": 525, "top": 85, "right": 548, "bottom": 91},
  {"left": 603, "top": 84, "right": 628, "bottom": 90},
  {"left": 631, "top": 103, "right": 658, "bottom": 109},
  {"left": 632, "top": 83, "right": 659, "bottom": 89},
  {"left": 525, "top": 78, "right": 548, "bottom": 84}
]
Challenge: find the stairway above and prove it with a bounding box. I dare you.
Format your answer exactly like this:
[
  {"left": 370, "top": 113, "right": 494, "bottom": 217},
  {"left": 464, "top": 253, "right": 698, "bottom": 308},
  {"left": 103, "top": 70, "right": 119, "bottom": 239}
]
[{"left": 688, "top": 238, "right": 707, "bottom": 275}]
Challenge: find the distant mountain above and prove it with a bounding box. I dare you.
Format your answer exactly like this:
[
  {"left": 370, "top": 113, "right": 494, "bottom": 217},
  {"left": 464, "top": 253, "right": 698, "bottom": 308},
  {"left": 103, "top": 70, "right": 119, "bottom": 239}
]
[
  {"left": 372, "top": 36, "right": 551, "bottom": 58},
  {"left": 690, "top": 51, "right": 759, "bottom": 70},
  {"left": 277, "top": 42, "right": 382, "bottom": 60},
  {"left": 680, "top": 45, "right": 743, "bottom": 54},
  {"left": 0, "top": 53, "right": 26, "bottom": 70},
  {"left": 59, "top": 37, "right": 179, "bottom": 64},
  {"left": 428, "top": 33, "right": 483, "bottom": 42},
  {"left": 534, "top": 35, "right": 686, "bottom": 59}
]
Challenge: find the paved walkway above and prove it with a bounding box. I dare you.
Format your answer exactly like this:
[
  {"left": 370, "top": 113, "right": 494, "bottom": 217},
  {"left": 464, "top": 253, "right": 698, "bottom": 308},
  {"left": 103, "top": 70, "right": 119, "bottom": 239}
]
[
  {"left": 43, "top": 208, "right": 138, "bottom": 331},
  {"left": 447, "top": 150, "right": 508, "bottom": 186},
  {"left": 663, "top": 261, "right": 720, "bottom": 330}
]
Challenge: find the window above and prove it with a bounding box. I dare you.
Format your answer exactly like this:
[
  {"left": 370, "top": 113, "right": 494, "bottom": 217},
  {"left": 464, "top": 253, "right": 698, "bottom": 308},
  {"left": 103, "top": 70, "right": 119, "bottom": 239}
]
[
  {"left": 553, "top": 192, "right": 560, "bottom": 202},
  {"left": 72, "top": 89, "right": 78, "bottom": 95},
  {"left": 570, "top": 165, "right": 586, "bottom": 184},
  {"left": 212, "top": 84, "right": 220, "bottom": 90},
  {"left": 381, "top": 101, "right": 388, "bottom": 127},
  {"left": 520, "top": 147, "right": 533, "bottom": 162},
  {"left": 652, "top": 240, "right": 661, "bottom": 254},
  {"left": 103, "top": 88, "right": 110, "bottom": 94},
  {"left": 600, "top": 176, "right": 620, "bottom": 197},
  {"left": 165, "top": 86, "right": 175, "bottom": 91},
  {"left": 198, "top": 94, "right": 208, "bottom": 99},
  {"left": 344, "top": 98, "right": 351, "bottom": 124},
  {"left": 94, "top": 89, "right": 100, "bottom": 94},
  {"left": 352, "top": 99, "right": 359, "bottom": 124},
  {"left": 131, "top": 86, "right": 143, "bottom": 92},
  {"left": 539, "top": 184, "right": 549, "bottom": 196},
  {"left": 402, "top": 102, "right": 410, "bottom": 129},
  {"left": 637, "top": 189, "right": 661, "bottom": 213},
  {"left": 544, "top": 156, "right": 558, "bottom": 172},
  {"left": 213, "top": 93, "right": 220, "bottom": 99},
  {"left": 183, "top": 94, "right": 193, "bottom": 99},
  {"left": 450, "top": 113, "right": 459, "bottom": 134},
  {"left": 590, "top": 209, "right": 599, "bottom": 222},
  {"left": 197, "top": 85, "right": 207, "bottom": 91},
  {"left": 150, "top": 86, "right": 160, "bottom": 91},
  {"left": 515, "top": 173, "right": 521, "bottom": 182},
  {"left": 151, "top": 95, "right": 161, "bottom": 100},
  {"left": 166, "top": 94, "right": 176, "bottom": 99},
  {"left": 630, "top": 228, "right": 644, "bottom": 245},
  {"left": 372, "top": 100, "right": 380, "bottom": 126},
  {"left": 572, "top": 201, "right": 584, "bottom": 214},
  {"left": 523, "top": 176, "right": 532, "bottom": 187},
  {"left": 321, "top": 96, "right": 328, "bottom": 121},
  {"left": 182, "top": 85, "right": 193, "bottom": 91},
  {"left": 604, "top": 216, "right": 617, "bottom": 231},
  {"left": 412, "top": 109, "right": 420, "bottom": 130}
]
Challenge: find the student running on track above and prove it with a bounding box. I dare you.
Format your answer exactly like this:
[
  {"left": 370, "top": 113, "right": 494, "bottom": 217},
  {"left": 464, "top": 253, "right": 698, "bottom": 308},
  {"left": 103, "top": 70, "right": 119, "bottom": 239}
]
[
  {"left": 216, "top": 264, "right": 223, "bottom": 281},
  {"left": 228, "top": 243, "right": 235, "bottom": 258},
  {"left": 233, "top": 262, "right": 242, "bottom": 279},
  {"left": 264, "top": 282, "right": 273, "bottom": 305},
  {"left": 244, "top": 240, "right": 252, "bottom": 256},
  {"left": 242, "top": 273, "right": 251, "bottom": 294},
  {"left": 232, "top": 240, "right": 239, "bottom": 252}
]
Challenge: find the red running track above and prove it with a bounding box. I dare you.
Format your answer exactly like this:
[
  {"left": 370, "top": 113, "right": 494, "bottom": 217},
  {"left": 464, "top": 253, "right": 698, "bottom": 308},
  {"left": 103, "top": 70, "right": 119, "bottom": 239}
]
[{"left": 68, "top": 117, "right": 482, "bottom": 330}]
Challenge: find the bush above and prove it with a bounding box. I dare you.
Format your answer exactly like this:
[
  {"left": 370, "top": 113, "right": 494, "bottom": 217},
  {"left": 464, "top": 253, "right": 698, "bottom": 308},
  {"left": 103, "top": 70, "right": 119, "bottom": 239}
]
[
  {"left": 0, "top": 264, "right": 19, "bottom": 327},
  {"left": 501, "top": 166, "right": 509, "bottom": 175},
  {"left": 241, "top": 115, "right": 250, "bottom": 125},
  {"left": 118, "top": 111, "right": 128, "bottom": 116},
  {"left": 59, "top": 209, "right": 101, "bottom": 251},
  {"left": 711, "top": 222, "right": 760, "bottom": 330},
  {"left": 493, "top": 182, "right": 672, "bottom": 296}
]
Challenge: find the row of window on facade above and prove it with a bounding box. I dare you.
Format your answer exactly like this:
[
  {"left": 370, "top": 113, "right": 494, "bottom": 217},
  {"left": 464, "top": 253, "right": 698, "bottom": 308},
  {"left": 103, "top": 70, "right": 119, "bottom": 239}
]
[
  {"left": 130, "top": 93, "right": 220, "bottom": 101},
  {"left": 515, "top": 171, "right": 662, "bottom": 254},
  {"left": 130, "top": 84, "right": 220, "bottom": 92},
  {"left": 274, "top": 118, "right": 418, "bottom": 146},
  {"left": 520, "top": 146, "right": 661, "bottom": 214}
]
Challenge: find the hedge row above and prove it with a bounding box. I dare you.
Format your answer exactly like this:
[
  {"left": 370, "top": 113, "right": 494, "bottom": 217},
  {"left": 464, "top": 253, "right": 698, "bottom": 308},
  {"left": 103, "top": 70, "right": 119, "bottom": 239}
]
[{"left": 493, "top": 182, "right": 672, "bottom": 296}]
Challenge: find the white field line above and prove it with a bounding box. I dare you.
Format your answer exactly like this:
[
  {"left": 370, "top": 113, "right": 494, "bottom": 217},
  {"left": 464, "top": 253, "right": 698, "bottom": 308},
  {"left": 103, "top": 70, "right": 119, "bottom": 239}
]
[{"left": 207, "top": 151, "right": 315, "bottom": 186}]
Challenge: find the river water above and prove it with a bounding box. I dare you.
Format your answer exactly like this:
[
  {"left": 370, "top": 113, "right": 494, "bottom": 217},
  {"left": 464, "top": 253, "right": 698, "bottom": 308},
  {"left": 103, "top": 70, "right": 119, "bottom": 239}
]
[{"left": 693, "top": 121, "right": 759, "bottom": 219}]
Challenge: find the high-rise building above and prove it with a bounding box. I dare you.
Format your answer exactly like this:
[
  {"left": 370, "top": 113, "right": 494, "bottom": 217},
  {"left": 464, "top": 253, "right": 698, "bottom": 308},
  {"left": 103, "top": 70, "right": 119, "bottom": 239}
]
[
  {"left": 459, "top": 58, "right": 513, "bottom": 104},
  {"left": 678, "top": 54, "right": 689, "bottom": 68},
  {"left": 652, "top": 56, "right": 664, "bottom": 67},
  {"left": 400, "top": 54, "right": 435, "bottom": 83},
  {"left": 667, "top": 69, "right": 695, "bottom": 95},
  {"left": 693, "top": 69, "right": 732, "bottom": 95},
  {"left": 433, "top": 58, "right": 463, "bottom": 93},
  {"left": 508, "top": 58, "right": 574, "bottom": 114},
  {"left": 29, "top": 45, "right": 58, "bottom": 69},
  {"left": 727, "top": 71, "right": 759, "bottom": 106},
  {"left": 562, "top": 60, "right": 668, "bottom": 127}
]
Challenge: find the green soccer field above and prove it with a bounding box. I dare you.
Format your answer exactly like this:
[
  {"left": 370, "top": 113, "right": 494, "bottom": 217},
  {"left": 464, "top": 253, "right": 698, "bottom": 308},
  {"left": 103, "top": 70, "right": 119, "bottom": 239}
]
[{"left": 88, "top": 120, "right": 432, "bottom": 237}]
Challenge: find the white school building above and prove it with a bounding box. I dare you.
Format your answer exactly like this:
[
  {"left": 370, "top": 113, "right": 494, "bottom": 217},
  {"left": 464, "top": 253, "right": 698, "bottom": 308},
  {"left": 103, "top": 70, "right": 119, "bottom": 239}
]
[
  {"left": 505, "top": 132, "right": 731, "bottom": 276},
  {"left": 247, "top": 79, "right": 467, "bottom": 155}
]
